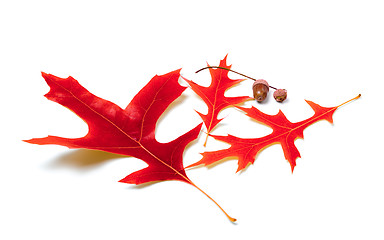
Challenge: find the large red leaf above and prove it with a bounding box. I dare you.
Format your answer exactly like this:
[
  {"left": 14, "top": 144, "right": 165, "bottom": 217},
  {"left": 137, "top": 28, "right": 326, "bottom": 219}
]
[
  {"left": 25, "top": 70, "right": 236, "bottom": 222},
  {"left": 188, "top": 95, "right": 361, "bottom": 172},
  {"left": 183, "top": 56, "right": 252, "bottom": 145}
]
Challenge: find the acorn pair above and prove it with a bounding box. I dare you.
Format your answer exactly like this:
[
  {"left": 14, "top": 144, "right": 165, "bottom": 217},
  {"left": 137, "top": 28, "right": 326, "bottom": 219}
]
[
  {"left": 252, "top": 79, "right": 287, "bottom": 103},
  {"left": 196, "top": 66, "right": 287, "bottom": 103}
]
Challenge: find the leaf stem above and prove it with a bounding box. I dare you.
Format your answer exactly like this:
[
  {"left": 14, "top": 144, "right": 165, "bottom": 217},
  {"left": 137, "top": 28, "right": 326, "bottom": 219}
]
[
  {"left": 196, "top": 66, "right": 278, "bottom": 90},
  {"left": 203, "top": 134, "right": 209, "bottom": 147},
  {"left": 189, "top": 181, "right": 237, "bottom": 223},
  {"left": 337, "top": 94, "right": 361, "bottom": 108}
]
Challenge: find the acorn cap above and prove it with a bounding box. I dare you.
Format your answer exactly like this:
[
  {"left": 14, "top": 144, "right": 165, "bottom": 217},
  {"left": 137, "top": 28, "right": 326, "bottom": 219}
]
[{"left": 252, "top": 79, "right": 269, "bottom": 90}]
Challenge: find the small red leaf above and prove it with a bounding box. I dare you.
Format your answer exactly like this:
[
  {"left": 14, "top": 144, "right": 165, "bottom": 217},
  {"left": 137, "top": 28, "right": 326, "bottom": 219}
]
[
  {"left": 188, "top": 95, "right": 361, "bottom": 172},
  {"left": 183, "top": 56, "right": 252, "bottom": 145}
]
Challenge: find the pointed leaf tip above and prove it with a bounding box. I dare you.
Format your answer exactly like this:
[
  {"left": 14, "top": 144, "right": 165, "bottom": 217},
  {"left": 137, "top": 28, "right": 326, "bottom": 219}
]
[{"left": 41, "top": 72, "right": 49, "bottom": 78}]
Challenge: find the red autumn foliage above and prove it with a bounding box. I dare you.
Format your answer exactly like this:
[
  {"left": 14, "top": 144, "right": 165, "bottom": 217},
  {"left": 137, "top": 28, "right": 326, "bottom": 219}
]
[
  {"left": 24, "top": 70, "right": 236, "bottom": 222},
  {"left": 183, "top": 56, "right": 252, "bottom": 145},
  {"left": 23, "top": 57, "right": 360, "bottom": 223},
  {"left": 188, "top": 95, "right": 361, "bottom": 172}
]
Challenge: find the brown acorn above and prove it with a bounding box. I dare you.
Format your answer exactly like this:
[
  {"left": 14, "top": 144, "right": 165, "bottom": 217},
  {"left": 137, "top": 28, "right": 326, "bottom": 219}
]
[
  {"left": 273, "top": 89, "right": 287, "bottom": 102},
  {"left": 252, "top": 79, "right": 269, "bottom": 102}
]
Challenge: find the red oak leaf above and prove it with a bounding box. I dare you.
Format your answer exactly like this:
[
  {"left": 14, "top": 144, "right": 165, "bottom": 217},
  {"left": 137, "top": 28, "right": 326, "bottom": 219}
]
[
  {"left": 24, "top": 70, "right": 236, "bottom": 222},
  {"left": 183, "top": 56, "right": 252, "bottom": 146},
  {"left": 188, "top": 95, "right": 361, "bottom": 172}
]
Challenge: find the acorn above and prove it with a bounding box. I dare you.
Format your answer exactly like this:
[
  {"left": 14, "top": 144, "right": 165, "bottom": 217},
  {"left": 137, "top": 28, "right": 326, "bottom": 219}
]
[
  {"left": 273, "top": 89, "right": 287, "bottom": 102},
  {"left": 252, "top": 79, "right": 269, "bottom": 102}
]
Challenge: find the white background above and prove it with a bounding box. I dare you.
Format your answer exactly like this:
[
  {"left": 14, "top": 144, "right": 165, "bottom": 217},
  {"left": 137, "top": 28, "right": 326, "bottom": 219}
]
[{"left": 1, "top": 0, "right": 383, "bottom": 239}]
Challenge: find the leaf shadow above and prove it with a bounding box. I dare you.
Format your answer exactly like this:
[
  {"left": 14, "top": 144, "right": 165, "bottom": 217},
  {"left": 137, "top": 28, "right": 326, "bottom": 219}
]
[
  {"left": 127, "top": 181, "right": 163, "bottom": 190},
  {"left": 47, "top": 149, "right": 169, "bottom": 191},
  {"left": 46, "top": 149, "right": 126, "bottom": 171}
]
